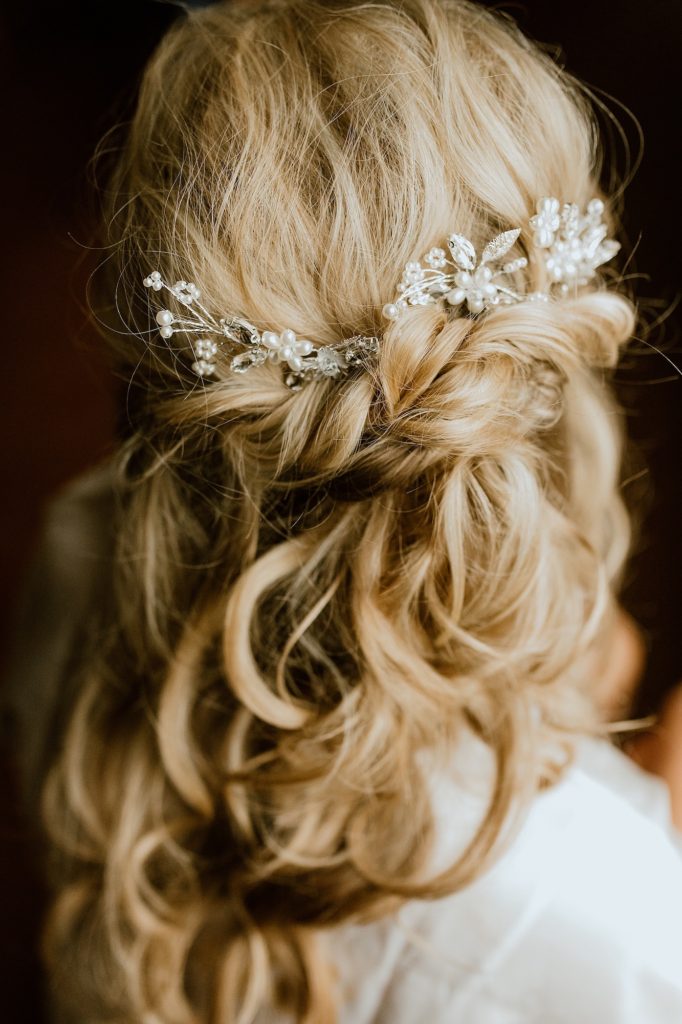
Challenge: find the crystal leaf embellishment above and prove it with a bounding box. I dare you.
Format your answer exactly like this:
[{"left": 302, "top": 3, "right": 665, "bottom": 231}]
[
  {"left": 231, "top": 349, "right": 267, "bottom": 373},
  {"left": 447, "top": 234, "right": 476, "bottom": 271},
  {"left": 480, "top": 228, "right": 521, "bottom": 265}
]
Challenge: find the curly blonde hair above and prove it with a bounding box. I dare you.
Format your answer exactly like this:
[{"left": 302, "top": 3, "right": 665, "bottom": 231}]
[{"left": 42, "top": 0, "right": 636, "bottom": 1020}]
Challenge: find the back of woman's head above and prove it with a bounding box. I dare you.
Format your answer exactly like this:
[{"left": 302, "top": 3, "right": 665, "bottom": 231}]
[{"left": 43, "top": 1, "right": 636, "bottom": 1021}]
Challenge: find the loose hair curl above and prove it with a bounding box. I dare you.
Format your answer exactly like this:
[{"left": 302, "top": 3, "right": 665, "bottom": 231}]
[{"left": 42, "top": 1, "right": 636, "bottom": 1021}]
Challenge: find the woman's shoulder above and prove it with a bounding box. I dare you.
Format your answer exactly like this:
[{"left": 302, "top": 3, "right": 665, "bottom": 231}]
[
  {"left": 3, "top": 461, "right": 119, "bottom": 809},
  {"left": 330, "top": 731, "right": 682, "bottom": 1023}
]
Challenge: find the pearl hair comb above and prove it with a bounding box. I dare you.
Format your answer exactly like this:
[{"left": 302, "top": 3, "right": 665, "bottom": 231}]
[{"left": 143, "top": 197, "right": 619, "bottom": 389}]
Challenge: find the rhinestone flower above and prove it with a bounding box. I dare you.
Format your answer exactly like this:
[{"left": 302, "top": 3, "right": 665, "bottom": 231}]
[
  {"left": 170, "top": 280, "right": 201, "bottom": 305},
  {"left": 191, "top": 338, "right": 218, "bottom": 377},
  {"left": 261, "top": 329, "right": 314, "bottom": 372},
  {"left": 425, "top": 247, "right": 448, "bottom": 269},
  {"left": 530, "top": 197, "right": 562, "bottom": 247},
  {"left": 539, "top": 197, "right": 620, "bottom": 291},
  {"left": 446, "top": 266, "right": 500, "bottom": 314},
  {"left": 315, "top": 346, "right": 347, "bottom": 377}
]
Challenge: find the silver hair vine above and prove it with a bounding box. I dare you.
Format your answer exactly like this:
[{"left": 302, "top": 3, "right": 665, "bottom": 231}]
[
  {"left": 142, "top": 275, "right": 380, "bottom": 390},
  {"left": 143, "top": 197, "right": 619, "bottom": 389}
]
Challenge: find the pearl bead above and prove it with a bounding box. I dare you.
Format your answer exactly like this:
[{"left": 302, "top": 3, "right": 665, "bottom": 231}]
[
  {"left": 406, "top": 261, "right": 421, "bottom": 273},
  {"left": 382, "top": 303, "right": 399, "bottom": 319},
  {"left": 297, "top": 339, "right": 313, "bottom": 355},
  {"left": 280, "top": 346, "right": 293, "bottom": 360},
  {"left": 288, "top": 355, "right": 303, "bottom": 371},
  {"left": 262, "top": 331, "right": 280, "bottom": 348},
  {"left": 159, "top": 325, "right": 174, "bottom": 339},
  {"left": 281, "top": 328, "right": 296, "bottom": 346},
  {"left": 156, "top": 309, "right": 173, "bottom": 326}
]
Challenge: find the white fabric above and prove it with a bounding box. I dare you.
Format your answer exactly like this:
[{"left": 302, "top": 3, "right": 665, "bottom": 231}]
[
  {"left": 327, "top": 731, "right": 682, "bottom": 1023},
  {"left": 5, "top": 466, "right": 682, "bottom": 1023}
]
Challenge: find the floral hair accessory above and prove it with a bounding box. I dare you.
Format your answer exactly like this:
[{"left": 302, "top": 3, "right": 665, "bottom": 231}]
[
  {"left": 382, "top": 197, "right": 620, "bottom": 320},
  {"left": 142, "top": 197, "right": 619, "bottom": 388},
  {"left": 142, "top": 271, "right": 379, "bottom": 390}
]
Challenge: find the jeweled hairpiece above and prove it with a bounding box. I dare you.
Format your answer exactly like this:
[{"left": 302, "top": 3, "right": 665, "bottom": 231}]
[
  {"left": 143, "top": 197, "right": 619, "bottom": 389},
  {"left": 142, "top": 272, "right": 379, "bottom": 390},
  {"left": 381, "top": 197, "right": 620, "bottom": 320}
]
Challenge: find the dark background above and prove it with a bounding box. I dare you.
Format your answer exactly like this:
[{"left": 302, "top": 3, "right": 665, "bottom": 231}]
[{"left": 0, "top": 0, "right": 679, "bottom": 1018}]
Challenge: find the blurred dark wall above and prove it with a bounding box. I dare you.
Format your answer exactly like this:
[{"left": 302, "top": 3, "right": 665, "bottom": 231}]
[{"left": 0, "top": 0, "right": 679, "bottom": 1019}]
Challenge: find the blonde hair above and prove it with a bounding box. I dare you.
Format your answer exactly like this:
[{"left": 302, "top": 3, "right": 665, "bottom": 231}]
[{"left": 42, "top": 0, "right": 636, "bottom": 1020}]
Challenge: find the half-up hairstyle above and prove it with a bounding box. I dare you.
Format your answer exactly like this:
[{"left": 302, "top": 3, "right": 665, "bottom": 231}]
[{"left": 42, "top": 1, "right": 636, "bottom": 1021}]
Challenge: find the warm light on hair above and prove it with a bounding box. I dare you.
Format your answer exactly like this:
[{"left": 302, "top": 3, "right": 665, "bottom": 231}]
[{"left": 41, "top": 1, "right": 635, "bottom": 1020}]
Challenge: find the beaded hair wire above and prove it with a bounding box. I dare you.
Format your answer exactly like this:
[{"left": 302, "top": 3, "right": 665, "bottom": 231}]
[{"left": 142, "top": 197, "right": 620, "bottom": 389}]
